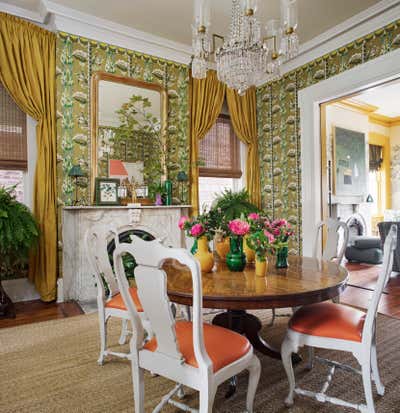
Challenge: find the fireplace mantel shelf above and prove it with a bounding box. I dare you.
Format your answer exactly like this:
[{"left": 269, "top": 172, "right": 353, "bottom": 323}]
[{"left": 63, "top": 205, "right": 191, "bottom": 210}]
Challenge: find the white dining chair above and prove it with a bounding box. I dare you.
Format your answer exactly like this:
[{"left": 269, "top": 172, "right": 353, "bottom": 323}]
[
  {"left": 85, "top": 224, "right": 154, "bottom": 365},
  {"left": 113, "top": 236, "right": 261, "bottom": 413},
  {"left": 281, "top": 224, "right": 396, "bottom": 413},
  {"left": 313, "top": 218, "right": 349, "bottom": 265},
  {"left": 270, "top": 218, "right": 349, "bottom": 326}
]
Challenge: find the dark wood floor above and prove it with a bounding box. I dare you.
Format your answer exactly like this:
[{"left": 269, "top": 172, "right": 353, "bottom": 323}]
[
  {"left": 2, "top": 262, "right": 400, "bottom": 329},
  {"left": 0, "top": 299, "right": 84, "bottom": 329}
]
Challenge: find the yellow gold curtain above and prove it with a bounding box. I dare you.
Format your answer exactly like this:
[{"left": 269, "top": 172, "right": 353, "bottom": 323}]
[
  {"left": 190, "top": 70, "right": 225, "bottom": 215},
  {"left": 226, "top": 86, "right": 261, "bottom": 208},
  {"left": 0, "top": 13, "right": 57, "bottom": 301}
]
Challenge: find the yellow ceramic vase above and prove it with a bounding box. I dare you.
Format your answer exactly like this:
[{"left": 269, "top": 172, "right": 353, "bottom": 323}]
[
  {"left": 194, "top": 236, "right": 214, "bottom": 273},
  {"left": 255, "top": 256, "right": 267, "bottom": 277},
  {"left": 243, "top": 234, "right": 255, "bottom": 263},
  {"left": 215, "top": 236, "right": 230, "bottom": 261}
]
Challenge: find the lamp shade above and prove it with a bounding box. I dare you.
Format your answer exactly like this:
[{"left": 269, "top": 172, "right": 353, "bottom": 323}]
[
  {"left": 177, "top": 171, "right": 189, "bottom": 182},
  {"left": 68, "top": 165, "right": 85, "bottom": 178}
]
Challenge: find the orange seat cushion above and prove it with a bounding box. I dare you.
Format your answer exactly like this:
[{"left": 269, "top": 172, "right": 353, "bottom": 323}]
[
  {"left": 105, "top": 287, "right": 143, "bottom": 312},
  {"left": 144, "top": 320, "right": 251, "bottom": 372},
  {"left": 289, "top": 302, "right": 366, "bottom": 342}
]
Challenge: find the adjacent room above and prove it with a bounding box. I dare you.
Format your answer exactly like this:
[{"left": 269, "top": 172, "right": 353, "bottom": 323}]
[{"left": 1, "top": 0, "right": 400, "bottom": 412}]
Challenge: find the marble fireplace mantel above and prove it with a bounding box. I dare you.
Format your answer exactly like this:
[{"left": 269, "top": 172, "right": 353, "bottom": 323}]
[{"left": 60, "top": 205, "right": 190, "bottom": 304}]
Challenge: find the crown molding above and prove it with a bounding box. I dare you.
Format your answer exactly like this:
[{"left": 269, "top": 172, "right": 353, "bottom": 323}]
[
  {"left": 0, "top": 1, "right": 48, "bottom": 24},
  {"left": 257, "top": 0, "right": 400, "bottom": 86},
  {"left": 43, "top": 1, "right": 192, "bottom": 64}
]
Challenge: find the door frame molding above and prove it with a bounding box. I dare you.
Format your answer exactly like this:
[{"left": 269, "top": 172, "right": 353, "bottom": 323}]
[{"left": 298, "top": 48, "right": 400, "bottom": 256}]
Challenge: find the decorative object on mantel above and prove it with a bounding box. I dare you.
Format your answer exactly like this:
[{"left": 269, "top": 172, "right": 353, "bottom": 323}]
[
  {"left": 0, "top": 186, "right": 39, "bottom": 318},
  {"left": 164, "top": 179, "right": 172, "bottom": 206},
  {"left": 191, "top": 0, "right": 299, "bottom": 94},
  {"left": 95, "top": 178, "right": 120, "bottom": 206},
  {"left": 177, "top": 171, "right": 189, "bottom": 203},
  {"left": 226, "top": 219, "right": 250, "bottom": 272},
  {"left": 68, "top": 165, "right": 85, "bottom": 205},
  {"left": 366, "top": 194, "right": 374, "bottom": 203},
  {"left": 178, "top": 214, "right": 214, "bottom": 272}
]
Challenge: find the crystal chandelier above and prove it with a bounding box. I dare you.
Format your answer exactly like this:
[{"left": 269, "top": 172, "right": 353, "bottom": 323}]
[{"left": 191, "top": 0, "right": 299, "bottom": 95}]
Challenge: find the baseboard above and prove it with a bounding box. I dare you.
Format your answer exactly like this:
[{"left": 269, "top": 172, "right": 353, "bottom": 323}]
[{"left": 3, "top": 278, "right": 40, "bottom": 302}]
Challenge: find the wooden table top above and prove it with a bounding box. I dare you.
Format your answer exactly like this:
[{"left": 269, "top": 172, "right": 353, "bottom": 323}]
[{"left": 164, "top": 256, "right": 348, "bottom": 310}]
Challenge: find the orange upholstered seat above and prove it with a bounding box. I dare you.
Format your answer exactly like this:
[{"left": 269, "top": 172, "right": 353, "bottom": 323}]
[
  {"left": 105, "top": 287, "right": 143, "bottom": 312},
  {"left": 289, "top": 302, "right": 366, "bottom": 342},
  {"left": 144, "top": 320, "right": 251, "bottom": 372}
]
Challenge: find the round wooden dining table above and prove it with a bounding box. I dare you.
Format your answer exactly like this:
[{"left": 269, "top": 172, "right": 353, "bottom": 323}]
[{"left": 165, "top": 255, "right": 348, "bottom": 362}]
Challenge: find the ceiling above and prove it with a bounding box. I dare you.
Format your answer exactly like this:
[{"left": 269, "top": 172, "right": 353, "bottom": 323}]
[
  {"left": 353, "top": 79, "right": 400, "bottom": 118},
  {"left": 3, "top": 0, "right": 381, "bottom": 47}
]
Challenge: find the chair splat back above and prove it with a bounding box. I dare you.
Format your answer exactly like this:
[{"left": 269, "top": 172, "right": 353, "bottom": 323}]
[
  {"left": 86, "top": 228, "right": 119, "bottom": 297},
  {"left": 113, "top": 237, "right": 213, "bottom": 372},
  {"left": 313, "top": 218, "right": 349, "bottom": 264},
  {"left": 363, "top": 224, "right": 397, "bottom": 342}
]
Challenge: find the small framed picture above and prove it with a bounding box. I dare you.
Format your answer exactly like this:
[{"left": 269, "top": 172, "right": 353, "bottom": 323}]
[
  {"left": 135, "top": 185, "right": 148, "bottom": 198},
  {"left": 95, "top": 178, "right": 120, "bottom": 205}
]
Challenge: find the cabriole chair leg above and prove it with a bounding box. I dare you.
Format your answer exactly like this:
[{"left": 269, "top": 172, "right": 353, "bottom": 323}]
[
  {"left": 246, "top": 355, "right": 261, "bottom": 413},
  {"left": 281, "top": 336, "right": 296, "bottom": 407},
  {"left": 118, "top": 319, "right": 129, "bottom": 345}
]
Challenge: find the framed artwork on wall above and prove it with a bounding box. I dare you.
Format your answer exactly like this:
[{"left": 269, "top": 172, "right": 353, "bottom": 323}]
[
  {"left": 95, "top": 178, "right": 120, "bottom": 205},
  {"left": 332, "top": 126, "right": 367, "bottom": 197}
]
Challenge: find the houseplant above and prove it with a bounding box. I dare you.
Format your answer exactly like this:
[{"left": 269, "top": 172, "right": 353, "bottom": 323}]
[
  {"left": 178, "top": 213, "right": 214, "bottom": 273},
  {"left": 209, "top": 190, "right": 260, "bottom": 261},
  {"left": 0, "top": 186, "right": 39, "bottom": 318}
]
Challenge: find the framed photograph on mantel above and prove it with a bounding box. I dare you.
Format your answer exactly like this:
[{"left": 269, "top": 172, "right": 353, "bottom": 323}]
[
  {"left": 95, "top": 178, "right": 120, "bottom": 206},
  {"left": 332, "top": 126, "right": 367, "bottom": 197}
]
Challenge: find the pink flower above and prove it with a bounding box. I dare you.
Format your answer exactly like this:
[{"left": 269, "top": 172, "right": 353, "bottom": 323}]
[
  {"left": 178, "top": 216, "right": 190, "bottom": 230},
  {"left": 190, "top": 223, "right": 205, "bottom": 237},
  {"left": 228, "top": 219, "right": 250, "bottom": 236},
  {"left": 248, "top": 213, "right": 260, "bottom": 221},
  {"left": 273, "top": 227, "right": 281, "bottom": 236},
  {"left": 264, "top": 230, "right": 275, "bottom": 243},
  {"left": 272, "top": 218, "right": 287, "bottom": 227}
]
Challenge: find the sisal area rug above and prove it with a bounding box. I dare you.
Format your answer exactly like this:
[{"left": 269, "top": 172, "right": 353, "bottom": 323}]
[{"left": 1, "top": 310, "right": 400, "bottom": 412}]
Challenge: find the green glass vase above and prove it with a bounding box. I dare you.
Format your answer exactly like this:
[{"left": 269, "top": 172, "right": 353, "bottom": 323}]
[
  {"left": 226, "top": 235, "right": 246, "bottom": 272},
  {"left": 275, "top": 244, "right": 289, "bottom": 269}
]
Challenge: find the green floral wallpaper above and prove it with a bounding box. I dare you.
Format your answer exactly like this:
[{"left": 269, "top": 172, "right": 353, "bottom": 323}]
[
  {"left": 56, "top": 32, "right": 190, "bottom": 273},
  {"left": 56, "top": 32, "right": 190, "bottom": 207},
  {"left": 257, "top": 20, "right": 400, "bottom": 255}
]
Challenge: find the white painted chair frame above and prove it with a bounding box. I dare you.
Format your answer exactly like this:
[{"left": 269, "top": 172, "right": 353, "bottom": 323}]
[
  {"left": 113, "top": 236, "right": 261, "bottom": 413},
  {"left": 281, "top": 225, "right": 397, "bottom": 413},
  {"left": 85, "top": 224, "right": 155, "bottom": 365},
  {"left": 270, "top": 218, "right": 349, "bottom": 325}
]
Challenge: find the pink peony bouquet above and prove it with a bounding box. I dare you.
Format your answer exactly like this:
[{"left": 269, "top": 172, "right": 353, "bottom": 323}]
[
  {"left": 264, "top": 218, "right": 294, "bottom": 251},
  {"left": 178, "top": 213, "right": 213, "bottom": 240},
  {"left": 228, "top": 219, "right": 250, "bottom": 236}
]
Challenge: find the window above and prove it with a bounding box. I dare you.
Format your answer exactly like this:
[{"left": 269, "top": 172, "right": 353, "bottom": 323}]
[
  {"left": 198, "top": 115, "right": 245, "bottom": 210},
  {"left": 0, "top": 83, "right": 27, "bottom": 203}
]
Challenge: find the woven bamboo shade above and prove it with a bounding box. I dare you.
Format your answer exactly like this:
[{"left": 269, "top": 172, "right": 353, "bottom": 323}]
[
  {"left": 199, "top": 115, "right": 242, "bottom": 178},
  {"left": 0, "top": 82, "right": 27, "bottom": 170}
]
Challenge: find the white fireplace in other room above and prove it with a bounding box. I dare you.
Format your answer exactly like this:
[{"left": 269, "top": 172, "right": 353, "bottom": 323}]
[{"left": 60, "top": 205, "right": 190, "bottom": 305}]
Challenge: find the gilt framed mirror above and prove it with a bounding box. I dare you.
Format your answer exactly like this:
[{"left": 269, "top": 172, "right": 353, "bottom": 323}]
[{"left": 90, "top": 72, "right": 168, "bottom": 204}]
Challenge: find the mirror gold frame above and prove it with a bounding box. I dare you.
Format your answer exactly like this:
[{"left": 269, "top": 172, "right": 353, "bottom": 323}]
[{"left": 90, "top": 71, "right": 168, "bottom": 204}]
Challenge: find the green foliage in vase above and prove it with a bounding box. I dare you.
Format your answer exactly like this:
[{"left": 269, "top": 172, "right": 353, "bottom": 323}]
[
  {"left": 210, "top": 189, "right": 259, "bottom": 222},
  {"left": 0, "top": 187, "right": 39, "bottom": 278}
]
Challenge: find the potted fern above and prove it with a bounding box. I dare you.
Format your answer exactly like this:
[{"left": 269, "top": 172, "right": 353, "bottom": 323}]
[
  {"left": 209, "top": 189, "right": 260, "bottom": 261},
  {"left": 0, "top": 186, "right": 39, "bottom": 318}
]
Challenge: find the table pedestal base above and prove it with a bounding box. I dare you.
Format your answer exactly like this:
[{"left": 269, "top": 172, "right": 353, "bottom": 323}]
[
  {"left": 212, "top": 310, "right": 283, "bottom": 359},
  {"left": 212, "top": 310, "right": 301, "bottom": 397}
]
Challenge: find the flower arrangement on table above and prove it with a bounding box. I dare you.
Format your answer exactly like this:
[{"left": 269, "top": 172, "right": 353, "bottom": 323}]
[
  {"left": 178, "top": 213, "right": 215, "bottom": 273},
  {"left": 248, "top": 218, "right": 295, "bottom": 270},
  {"left": 225, "top": 218, "right": 250, "bottom": 272}
]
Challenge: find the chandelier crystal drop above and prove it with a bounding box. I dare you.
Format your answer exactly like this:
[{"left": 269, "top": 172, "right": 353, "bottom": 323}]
[{"left": 191, "top": 0, "right": 299, "bottom": 95}]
